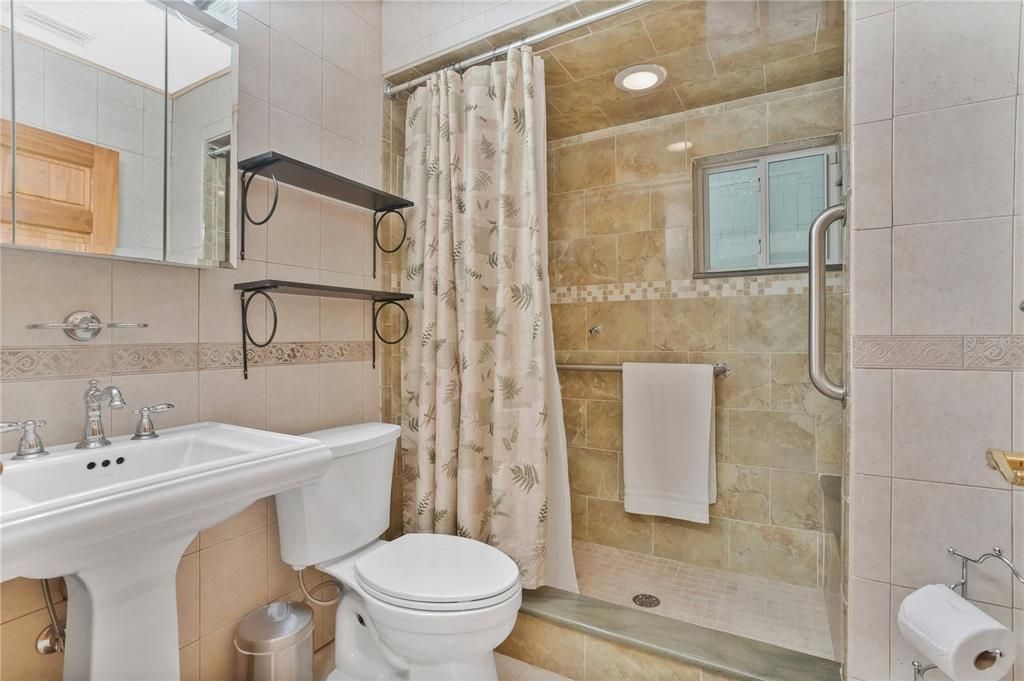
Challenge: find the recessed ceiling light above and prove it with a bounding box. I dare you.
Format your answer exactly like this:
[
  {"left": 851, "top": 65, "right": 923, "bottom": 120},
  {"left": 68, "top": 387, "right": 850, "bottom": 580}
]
[
  {"left": 666, "top": 141, "right": 693, "bottom": 153},
  {"left": 614, "top": 64, "right": 667, "bottom": 92}
]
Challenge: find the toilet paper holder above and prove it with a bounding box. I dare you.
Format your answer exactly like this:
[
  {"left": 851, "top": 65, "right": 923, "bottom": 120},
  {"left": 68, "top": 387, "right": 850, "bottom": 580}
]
[{"left": 910, "top": 545, "right": 1023, "bottom": 680}]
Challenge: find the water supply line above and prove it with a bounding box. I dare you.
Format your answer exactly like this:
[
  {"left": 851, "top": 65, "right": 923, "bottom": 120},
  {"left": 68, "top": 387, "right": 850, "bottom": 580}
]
[
  {"left": 296, "top": 568, "right": 343, "bottom": 607},
  {"left": 37, "top": 579, "right": 65, "bottom": 655}
]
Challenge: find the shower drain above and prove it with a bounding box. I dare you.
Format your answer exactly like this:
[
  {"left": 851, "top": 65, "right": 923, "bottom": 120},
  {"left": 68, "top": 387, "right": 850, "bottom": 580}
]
[{"left": 632, "top": 593, "right": 660, "bottom": 608}]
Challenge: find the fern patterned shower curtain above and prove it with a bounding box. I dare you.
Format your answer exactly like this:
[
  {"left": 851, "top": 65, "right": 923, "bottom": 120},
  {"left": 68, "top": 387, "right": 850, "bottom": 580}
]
[{"left": 401, "top": 48, "right": 577, "bottom": 591}]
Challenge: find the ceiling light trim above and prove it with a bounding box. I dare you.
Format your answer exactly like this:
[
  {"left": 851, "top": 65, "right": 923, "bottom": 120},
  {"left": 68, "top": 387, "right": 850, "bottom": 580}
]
[{"left": 614, "top": 63, "right": 668, "bottom": 92}]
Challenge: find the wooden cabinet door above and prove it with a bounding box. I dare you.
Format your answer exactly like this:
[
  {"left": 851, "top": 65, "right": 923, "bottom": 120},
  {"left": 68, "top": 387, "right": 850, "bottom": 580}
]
[{"left": 0, "top": 119, "right": 119, "bottom": 254}]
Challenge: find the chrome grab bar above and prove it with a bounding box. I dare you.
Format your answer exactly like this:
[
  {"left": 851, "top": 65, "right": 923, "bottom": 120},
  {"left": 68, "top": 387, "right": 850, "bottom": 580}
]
[{"left": 808, "top": 205, "right": 847, "bottom": 402}]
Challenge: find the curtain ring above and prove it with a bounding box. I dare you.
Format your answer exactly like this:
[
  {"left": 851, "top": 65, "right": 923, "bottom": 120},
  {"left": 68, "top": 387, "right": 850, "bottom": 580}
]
[
  {"left": 243, "top": 290, "right": 278, "bottom": 348},
  {"left": 241, "top": 171, "right": 279, "bottom": 226}
]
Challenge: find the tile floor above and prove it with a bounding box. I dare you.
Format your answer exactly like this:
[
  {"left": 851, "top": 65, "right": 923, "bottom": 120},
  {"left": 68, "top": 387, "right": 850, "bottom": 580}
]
[
  {"left": 573, "top": 540, "right": 836, "bottom": 660},
  {"left": 315, "top": 643, "right": 569, "bottom": 681}
]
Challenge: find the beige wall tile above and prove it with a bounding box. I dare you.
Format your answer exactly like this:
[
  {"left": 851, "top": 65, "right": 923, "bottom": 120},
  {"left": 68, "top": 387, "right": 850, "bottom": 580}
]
[
  {"left": 769, "top": 352, "right": 844, "bottom": 415},
  {"left": 852, "top": 121, "right": 893, "bottom": 231},
  {"left": 642, "top": 3, "right": 709, "bottom": 54},
  {"left": 588, "top": 498, "right": 653, "bottom": 554},
  {"left": 766, "top": 87, "right": 843, "bottom": 143},
  {"left": 602, "top": 89, "right": 685, "bottom": 127},
  {"left": 1015, "top": 218, "right": 1024, "bottom": 334},
  {"left": 728, "top": 410, "right": 816, "bottom": 471},
  {"left": 1, "top": 248, "right": 112, "bottom": 347},
  {"left": 563, "top": 398, "right": 587, "bottom": 447},
  {"left": 676, "top": 68, "right": 766, "bottom": 110},
  {"left": 849, "top": 371, "right": 890, "bottom": 475},
  {"left": 892, "top": 369, "right": 1012, "bottom": 488},
  {"left": 266, "top": 264, "right": 321, "bottom": 342},
  {"left": 729, "top": 520, "right": 819, "bottom": 586},
  {"left": 891, "top": 479, "right": 1012, "bottom": 606},
  {"left": 176, "top": 552, "right": 200, "bottom": 647},
  {"left": 851, "top": 227, "right": 892, "bottom": 335},
  {"left": 497, "top": 614, "right": 585, "bottom": 680},
  {"left": 850, "top": 474, "right": 891, "bottom": 582},
  {"left": 551, "top": 305, "right": 588, "bottom": 352},
  {"left": 554, "top": 138, "right": 616, "bottom": 193},
  {"left": 549, "top": 21, "right": 657, "bottom": 81},
  {"left": 269, "top": 29, "right": 322, "bottom": 126},
  {"left": 892, "top": 1, "right": 1019, "bottom": 115},
  {"left": 613, "top": 121, "right": 688, "bottom": 183},
  {"left": 108, "top": 371, "right": 199, "bottom": 437},
  {"left": 549, "top": 109, "right": 614, "bottom": 141},
  {"left": 892, "top": 218, "right": 1013, "bottom": 335},
  {"left": 584, "top": 186, "right": 651, "bottom": 236},
  {"left": 199, "top": 618, "right": 240, "bottom": 681},
  {"left": 712, "top": 463, "right": 769, "bottom": 523},
  {"left": 617, "top": 231, "right": 672, "bottom": 282},
  {"left": 893, "top": 98, "right": 1015, "bottom": 225},
  {"left": 651, "top": 298, "right": 728, "bottom": 352},
  {"left": 847, "top": 577, "right": 891, "bottom": 681},
  {"left": 568, "top": 447, "right": 619, "bottom": 499},
  {"left": 687, "top": 105, "right": 767, "bottom": 160},
  {"left": 727, "top": 294, "right": 807, "bottom": 352},
  {"left": 549, "top": 193, "right": 586, "bottom": 242},
  {"left": 320, "top": 200, "right": 368, "bottom": 275},
  {"left": 691, "top": 352, "right": 771, "bottom": 410},
  {"left": 769, "top": 469, "right": 824, "bottom": 531},
  {"left": 1, "top": 578, "right": 61, "bottom": 624},
  {"left": 709, "top": 21, "right": 816, "bottom": 75},
  {"left": 586, "top": 302, "right": 651, "bottom": 352},
  {"left": 551, "top": 236, "right": 618, "bottom": 287},
  {"left": 0, "top": 605, "right": 67, "bottom": 681},
  {"left": 198, "top": 258, "right": 268, "bottom": 343},
  {"left": 201, "top": 499, "right": 269, "bottom": 549},
  {"left": 199, "top": 527, "right": 269, "bottom": 636},
  {"left": 268, "top": 185, "right": 322, "bottom": 269},
  {"left": 764, "top": 47, "right": 844, "bottom": 91},
  {"left": 319, "top": 361, "right": 365, "bottom": 429},
  {"left": 815, "top": 413, "right": 843, "bottom": 475},
  {"left": 652, "top": 515, "right": 730, "bottom": 569},
  {"left": 199, "top": 367, "right": 268, "bottom": 430},
  {"left": 851, "top": 11, "right": 893, "bottom": 124},
  {"left": 571, "top": 493, "right": 588, "bottom": 541},
  {"left": 650, "top": 180, "right": 692, "bottom": 232},
  {"left": 583, "top": 636, "right": 700, "bottom": 681},
  {"left": 267, "top": 364, "right": 321, "bottom": 435},
  {"left": 111, "top": 261, "right": 199, "bottom": 344},
  {"left": 558, "top": 369, "right": 620, "bottom": 401},
  {"left": 585, "top": 399, "right": 622, "bottom": 451},
  {"left": 180, "top": 641, "right": 199, "bottom": 681}
]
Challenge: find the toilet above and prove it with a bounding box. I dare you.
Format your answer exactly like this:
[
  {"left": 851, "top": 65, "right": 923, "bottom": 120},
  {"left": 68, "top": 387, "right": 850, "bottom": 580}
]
[{"left": 274, "top": 423, "right": 523, "bottom": 681}]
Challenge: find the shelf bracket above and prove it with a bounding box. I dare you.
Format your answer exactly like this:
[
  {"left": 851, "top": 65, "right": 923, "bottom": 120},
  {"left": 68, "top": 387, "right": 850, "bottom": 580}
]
[
  {"left": 239, "top": 288, "right": 278, "bottom": 379},
  {"left": 371, "top": 300, "right": 410, "bottom": 369},
  {"left": 372, "top": 208, "right": 407, "bottom": 279},
  {"left": 239, "top": 170, "right": 279, "bottom": 261}
]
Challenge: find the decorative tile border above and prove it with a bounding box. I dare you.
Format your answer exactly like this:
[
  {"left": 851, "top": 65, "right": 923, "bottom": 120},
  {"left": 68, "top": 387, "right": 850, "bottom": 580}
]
[
  {"left": 964, "top": 336, "right": 1024, "bottom": 369},
  {"left": 853, "top": 335, "right": 1024, "bottom": 370},
  {"left": 551, "top": 272, "right": 846, "bottom": 305},
  {"left": 112, "top": 345, "right": 198, "bottom": 375},
  {"left": 2, "top": 341, "right": 373, "bottom": 381},
  {"left": 852, "top": 336, "right": 964, "bottom": 369},
  {"left": 1, "top": 346, "right": 112, "bottom": 381}
]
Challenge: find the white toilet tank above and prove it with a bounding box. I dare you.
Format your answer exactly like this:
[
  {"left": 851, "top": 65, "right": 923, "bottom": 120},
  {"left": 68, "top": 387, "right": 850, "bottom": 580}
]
[{"left": 274, "top": 423, "right": 401, "bottom": 569}]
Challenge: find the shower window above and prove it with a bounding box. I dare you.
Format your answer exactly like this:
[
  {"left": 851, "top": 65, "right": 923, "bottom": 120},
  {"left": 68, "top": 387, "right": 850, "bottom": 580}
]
[{"left": 696, "top": 144, "right": 842, "bottom": 275}]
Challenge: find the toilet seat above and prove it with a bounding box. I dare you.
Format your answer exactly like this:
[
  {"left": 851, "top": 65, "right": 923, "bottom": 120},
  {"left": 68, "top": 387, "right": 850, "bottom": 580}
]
[{"left": 352, "top": 534, "right": 521, "bottom": 612}]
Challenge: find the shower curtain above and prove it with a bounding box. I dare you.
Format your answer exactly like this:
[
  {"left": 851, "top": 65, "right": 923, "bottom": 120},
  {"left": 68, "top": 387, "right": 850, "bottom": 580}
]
[{"left": 400, "top": 48, "right": 577, "bottom": 592}]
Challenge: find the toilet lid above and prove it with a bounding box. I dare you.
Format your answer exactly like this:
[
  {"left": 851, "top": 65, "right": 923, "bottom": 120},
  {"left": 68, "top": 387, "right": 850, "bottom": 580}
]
[{"left": 354, "top": 534, "right": 521, "bottom": 608}]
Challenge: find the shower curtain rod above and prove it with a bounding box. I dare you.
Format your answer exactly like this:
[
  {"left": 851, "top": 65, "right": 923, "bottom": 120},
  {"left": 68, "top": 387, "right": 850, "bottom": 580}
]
[{"left": 383, "top": 0, "right": 653, "bottom": 98}]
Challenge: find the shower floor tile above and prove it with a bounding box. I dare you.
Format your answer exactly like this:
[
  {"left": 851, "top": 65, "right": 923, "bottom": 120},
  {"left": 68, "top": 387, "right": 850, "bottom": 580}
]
[{"left": 573, "top": 540, "right": 836, "bottom": 660}]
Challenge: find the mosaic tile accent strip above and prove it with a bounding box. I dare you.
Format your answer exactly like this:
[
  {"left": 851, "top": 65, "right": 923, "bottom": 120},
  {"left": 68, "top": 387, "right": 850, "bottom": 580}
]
[
  {"left": 573, "top": 540, "right": 835, "bottom": 660},
  {"left": 1, "top": 346, "right": 112, "bottom": 380},
  {"left": 550, "top": 272, "right": 845, "bottom": 305},
  {"left": 964, "top": 336, "right": 1024, "bottom": 369},
  {"left": 852, "top": 336, "right": 964, "bottom": 369},
  {"left": 4, "top": 342, "right": 374, "bottom": 380},
  {"left": 112, "top": 345, "right": 198, "bottom": 374}
]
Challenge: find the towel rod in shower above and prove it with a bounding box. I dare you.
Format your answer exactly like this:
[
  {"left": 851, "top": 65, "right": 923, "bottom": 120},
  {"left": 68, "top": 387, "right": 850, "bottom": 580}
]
[{"left": 556, "top": 363, "right": 730, "bottom": 377}]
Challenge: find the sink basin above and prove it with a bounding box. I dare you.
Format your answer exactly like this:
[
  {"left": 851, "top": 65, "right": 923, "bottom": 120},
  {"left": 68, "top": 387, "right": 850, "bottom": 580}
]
[{"left": 1, "top": 422, "right": 332, "bottom": 681}]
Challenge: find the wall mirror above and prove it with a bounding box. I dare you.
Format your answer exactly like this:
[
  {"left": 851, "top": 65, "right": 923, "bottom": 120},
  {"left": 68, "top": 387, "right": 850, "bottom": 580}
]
[{"left": 0, "top": 0, "right": 238, "bottom": 268}]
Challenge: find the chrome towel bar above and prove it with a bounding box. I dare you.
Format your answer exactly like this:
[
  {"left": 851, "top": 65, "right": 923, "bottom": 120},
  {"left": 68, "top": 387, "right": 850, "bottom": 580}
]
[{"left": 556, "top": 363, "right": 730, "bottom": 377}]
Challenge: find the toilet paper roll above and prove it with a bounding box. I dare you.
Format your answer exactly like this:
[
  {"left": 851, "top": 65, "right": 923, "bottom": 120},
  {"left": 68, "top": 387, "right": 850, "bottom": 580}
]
[{"left": 897, "top": 584, "right": 1015, "bottom": 681}]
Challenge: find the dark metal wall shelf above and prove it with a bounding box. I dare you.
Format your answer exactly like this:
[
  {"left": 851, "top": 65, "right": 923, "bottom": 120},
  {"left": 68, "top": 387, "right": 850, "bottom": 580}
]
[
  {"left": 234, "top": 280, "right": 411, "bottom": 378},
  {"left": 235, "top": 280, "right": 413, "bottom": 301},
  {"left": 238, "top": 152, "right": 412, "bottom": 212}
]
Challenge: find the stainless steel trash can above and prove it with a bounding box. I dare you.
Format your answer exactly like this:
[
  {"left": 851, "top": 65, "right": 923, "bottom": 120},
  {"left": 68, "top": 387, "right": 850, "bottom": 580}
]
[{"left": 235, "top": 601, "right": 315, "bottom": 681}]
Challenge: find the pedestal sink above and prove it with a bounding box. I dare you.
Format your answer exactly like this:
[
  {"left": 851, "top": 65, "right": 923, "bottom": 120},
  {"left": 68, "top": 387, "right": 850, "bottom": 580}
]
[{"left": 0, "top": 422, "right": 332, "bottom": 681}]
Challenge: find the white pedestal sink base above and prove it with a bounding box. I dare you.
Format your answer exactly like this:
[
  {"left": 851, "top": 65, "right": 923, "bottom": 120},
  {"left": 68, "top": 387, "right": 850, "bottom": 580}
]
[{"left": 63, "top": 533, "right": 196, "bottom": 681}]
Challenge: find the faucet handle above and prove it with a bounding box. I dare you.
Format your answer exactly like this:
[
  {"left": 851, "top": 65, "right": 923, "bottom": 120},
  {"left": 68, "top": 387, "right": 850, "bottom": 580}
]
[
  {"left": 1, "top": 420, "right": 49, "bottom": 459},
  {"left": 131, "top": 404, "right": 174, "bottom": 440}
]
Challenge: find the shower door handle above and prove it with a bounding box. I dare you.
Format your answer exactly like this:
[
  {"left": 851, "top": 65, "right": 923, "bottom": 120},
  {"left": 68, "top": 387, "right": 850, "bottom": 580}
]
[{"left": 808, "top": 204, "right": 847, "bottom": 402}]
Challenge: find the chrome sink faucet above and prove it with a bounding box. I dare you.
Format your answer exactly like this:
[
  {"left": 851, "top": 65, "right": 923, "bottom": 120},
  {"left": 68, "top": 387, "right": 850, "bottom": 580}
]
[{"left": 77, "top": 379, "right": 127, "bottom": 449}]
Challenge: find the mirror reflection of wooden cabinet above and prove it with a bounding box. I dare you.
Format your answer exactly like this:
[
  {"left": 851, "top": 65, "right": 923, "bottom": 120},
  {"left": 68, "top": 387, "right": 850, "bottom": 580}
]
[
  {"left": 1, "top": 121, "right": 120, "bottom": 254},
  {"left": 0, "top": 0, "right": 238, "bottom": 268}
]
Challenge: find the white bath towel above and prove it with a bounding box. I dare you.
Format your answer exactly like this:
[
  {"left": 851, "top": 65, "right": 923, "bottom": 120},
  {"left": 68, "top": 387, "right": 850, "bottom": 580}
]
[{"left": 622, "top": 363, "right": 716, "bottom": 523}]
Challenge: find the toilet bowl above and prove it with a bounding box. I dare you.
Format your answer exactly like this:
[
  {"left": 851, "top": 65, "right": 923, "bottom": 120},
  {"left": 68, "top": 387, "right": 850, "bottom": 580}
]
[{"left": 273, "top": 423, "right": 523, "bottom": 681}]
